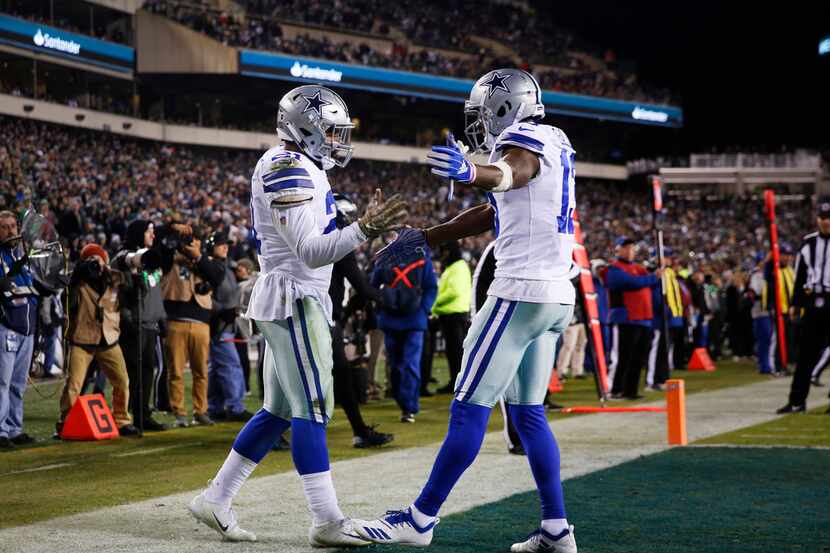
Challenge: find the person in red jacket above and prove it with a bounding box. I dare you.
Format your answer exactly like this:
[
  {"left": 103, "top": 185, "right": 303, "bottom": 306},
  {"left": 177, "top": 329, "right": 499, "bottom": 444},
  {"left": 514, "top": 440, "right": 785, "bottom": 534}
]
[{"left": 604, "top": 237, "right": 662, "bottom": 399}]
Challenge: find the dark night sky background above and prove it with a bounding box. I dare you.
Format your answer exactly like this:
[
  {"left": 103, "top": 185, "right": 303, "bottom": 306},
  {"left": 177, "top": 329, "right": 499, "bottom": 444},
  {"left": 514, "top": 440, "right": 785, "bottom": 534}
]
[{"left": 539, "top": 1, "right": 829, "bottom": 150}]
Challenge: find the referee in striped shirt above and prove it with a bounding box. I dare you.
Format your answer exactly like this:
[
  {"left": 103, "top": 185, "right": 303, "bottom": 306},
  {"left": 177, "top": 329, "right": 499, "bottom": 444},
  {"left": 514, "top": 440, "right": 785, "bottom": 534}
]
[{"left": 777, "top": 198, "right": 830, "bottom": 414}]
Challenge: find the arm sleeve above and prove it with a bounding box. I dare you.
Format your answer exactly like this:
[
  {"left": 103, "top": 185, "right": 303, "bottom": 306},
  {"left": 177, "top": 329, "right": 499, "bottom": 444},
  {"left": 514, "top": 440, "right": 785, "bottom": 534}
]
[
  {"left": 272, "top": 203, "right": 367, "bottom": 269},
  {"left": 153, "top": 225, "right": 176, "bottom": 273},
  {"left": 341, "top": 252, "right": 382, "bottom": 303},
  {"left": 605, "top": 266, "right": 657, "bottom": 291}
]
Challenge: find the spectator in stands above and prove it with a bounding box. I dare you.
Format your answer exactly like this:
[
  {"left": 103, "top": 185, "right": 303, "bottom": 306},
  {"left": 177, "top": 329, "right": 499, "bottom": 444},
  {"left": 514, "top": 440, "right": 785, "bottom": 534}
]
[
  {"left": 57, "top": 243, "right": 139, "bottom": 437},
  {"left": 605, "top": 237, "right": 660, "bottom": 399},
  {"left": 112, "top": 220, "right": 167, "bottom": 432},
  {"left": 431, "top": 241, "right": 471, "bottom": 394},
  {"left": 205, "top": 230, "right": 252, "bottom": 422},
  {"left": 372, "top": 246, "right": 438, "bottom": 423},
  {"left": 158, "top": 223, "right": 225, "bottom": 427},
  {"left": 0, "top": 211, "right": 38, "bottom": 448}
]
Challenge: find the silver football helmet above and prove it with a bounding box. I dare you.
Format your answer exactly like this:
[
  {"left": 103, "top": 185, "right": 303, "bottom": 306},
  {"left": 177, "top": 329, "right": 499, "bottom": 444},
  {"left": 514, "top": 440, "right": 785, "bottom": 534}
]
[
  {"left": 464, "top": 68, "right": 545, "bottom": 153},
  {"left": 277, "top": 85, "right": 354, "bottom": 170}
]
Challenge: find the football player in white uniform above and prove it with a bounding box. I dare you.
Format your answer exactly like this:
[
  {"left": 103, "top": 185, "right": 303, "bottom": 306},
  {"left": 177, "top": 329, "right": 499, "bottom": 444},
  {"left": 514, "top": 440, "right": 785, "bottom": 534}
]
[
  {"left": 355, "top": 69, "right": 579, "bottom": 553},
  {"left": 189, "top": 85, "right": 407, "bottom": 547}
]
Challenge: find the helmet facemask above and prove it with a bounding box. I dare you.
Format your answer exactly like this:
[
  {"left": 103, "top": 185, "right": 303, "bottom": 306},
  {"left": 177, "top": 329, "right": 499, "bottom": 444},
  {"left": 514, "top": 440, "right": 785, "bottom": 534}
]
[
  {"left": 321, "top": 120, "right": 354, "bottom": 169},
  {"left": 464, "top": 101, "right": 497, "bottom": 153}
]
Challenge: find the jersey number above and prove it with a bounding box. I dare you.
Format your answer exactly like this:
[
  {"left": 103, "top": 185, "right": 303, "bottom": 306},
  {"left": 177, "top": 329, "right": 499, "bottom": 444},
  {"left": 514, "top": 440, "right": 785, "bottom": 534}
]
[{"left": 557, "top": 149, "right": 575, "bottom": 235}]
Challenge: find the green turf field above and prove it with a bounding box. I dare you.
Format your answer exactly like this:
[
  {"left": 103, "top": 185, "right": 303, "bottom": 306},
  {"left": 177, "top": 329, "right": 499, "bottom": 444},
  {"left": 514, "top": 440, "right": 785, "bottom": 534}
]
[
  {"left": 337, "top": 447, "right": 830, "bottom": 553},
  {"left": 0, "top": 359, "right": 766, "bottom": 528}
]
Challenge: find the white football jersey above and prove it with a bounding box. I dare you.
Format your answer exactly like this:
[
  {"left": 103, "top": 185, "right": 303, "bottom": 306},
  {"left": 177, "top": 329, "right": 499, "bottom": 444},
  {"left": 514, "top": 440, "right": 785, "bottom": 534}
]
[
  {"left": 485, "top": 121, "right": 576, "bottom": 305},
  {"left": 246, "top": 145, "right": 341, "bottom": 323}
]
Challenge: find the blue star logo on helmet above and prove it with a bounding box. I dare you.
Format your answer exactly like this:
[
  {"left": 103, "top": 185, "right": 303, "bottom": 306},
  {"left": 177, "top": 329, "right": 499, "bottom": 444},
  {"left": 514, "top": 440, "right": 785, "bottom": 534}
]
[
  {"left": 481, "top": 71, "right": 512, "bottom": 98},
  {"left": 301, "top": 90, "right": 331, "bottom": 117}
]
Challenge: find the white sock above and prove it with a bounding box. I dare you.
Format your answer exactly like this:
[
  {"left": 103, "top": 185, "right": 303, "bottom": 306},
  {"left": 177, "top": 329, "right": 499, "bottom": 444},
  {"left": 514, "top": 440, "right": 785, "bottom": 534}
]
[
  {"left": 541, "top": 518, "right": 569, "bottom": 537},
  {"left": 301, "top": 471, "right": 344, "bottom": 526},
  {"left": 410, "top": 504, "right": 436, "bottom": 527},
  {"left": 203, "top": 449, "right": 257, "bottom": 510}
]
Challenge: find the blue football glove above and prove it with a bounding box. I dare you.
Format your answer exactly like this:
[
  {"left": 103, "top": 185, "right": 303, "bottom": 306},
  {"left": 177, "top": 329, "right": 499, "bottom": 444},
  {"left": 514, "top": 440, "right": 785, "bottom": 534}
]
[
  {"left": 426, "top": 132, "right": 476, "bottom": 184},
  {"left": 373, "top": 228, "right": 427, "bottom": 269}
]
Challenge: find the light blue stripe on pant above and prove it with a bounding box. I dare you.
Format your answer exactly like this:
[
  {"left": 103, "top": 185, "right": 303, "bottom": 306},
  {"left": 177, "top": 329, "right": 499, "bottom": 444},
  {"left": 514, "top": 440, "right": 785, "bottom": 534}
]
[
  {"left": 454, "top": 296, "right": 573, "bottom": 407},
  {"left": 256, "top": 296, "right": 333, "bottom": 423}
]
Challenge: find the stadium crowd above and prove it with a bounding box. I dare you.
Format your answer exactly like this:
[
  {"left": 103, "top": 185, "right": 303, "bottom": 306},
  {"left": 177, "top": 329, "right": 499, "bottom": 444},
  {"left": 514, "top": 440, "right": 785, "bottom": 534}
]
[
  {"left": 0, "top": 114, "right": 823, "bottom": 450},
  {"left": 143, "top": 0, "right": 673, "bottom": 105}
]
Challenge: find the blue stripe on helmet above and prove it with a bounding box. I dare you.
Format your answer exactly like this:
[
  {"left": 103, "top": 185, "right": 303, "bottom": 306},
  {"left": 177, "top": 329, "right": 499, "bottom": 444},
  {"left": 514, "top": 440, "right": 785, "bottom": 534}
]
[
  {"left": 463, "top": 300, "right": 517, "bottom": 401},
  {"left": 264, "top": 179, "right": 315, "bottom": 193}
]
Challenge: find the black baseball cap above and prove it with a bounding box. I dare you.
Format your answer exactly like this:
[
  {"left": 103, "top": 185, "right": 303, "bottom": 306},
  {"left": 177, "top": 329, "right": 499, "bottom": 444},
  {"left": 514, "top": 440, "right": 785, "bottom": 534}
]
[
  {"left": 818, "top": 197, "right": 830, "bottom": 219},
  {"left": 207, "top": 230, "right": 232, "bottom": 247}
]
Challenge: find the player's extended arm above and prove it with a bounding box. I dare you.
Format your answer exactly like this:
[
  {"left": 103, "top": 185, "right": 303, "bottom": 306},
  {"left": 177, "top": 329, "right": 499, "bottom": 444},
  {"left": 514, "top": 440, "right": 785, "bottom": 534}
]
[
  {"left": 424, "top": 203, "right": 494, "bottom": 249},
  {"left": 272, "top": 189, "right": 407, "bottom": 269},
  {"left": 426, "top": 133, "right": 540, "bottom": 192},
  {"left": 373, "top": 204, "right": 494, "bottom": 268}
]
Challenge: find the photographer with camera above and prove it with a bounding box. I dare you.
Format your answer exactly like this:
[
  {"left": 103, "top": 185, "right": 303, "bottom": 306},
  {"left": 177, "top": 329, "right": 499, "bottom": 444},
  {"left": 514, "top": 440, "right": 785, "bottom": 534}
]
[
  {"left": 205, "top": 230, "right": 252, "bottom": 423},
  {"left": 157, "top": 223, "right": 225, "bottom": 427},
  {"left": 0, "top": 211, "right": 38, "bottom": 448},
  {"left": 57, "top": 243, "right": 139, "bottom": 437},
  {"left": 112, "top": 220, "right": 166, "bottom": 432}
]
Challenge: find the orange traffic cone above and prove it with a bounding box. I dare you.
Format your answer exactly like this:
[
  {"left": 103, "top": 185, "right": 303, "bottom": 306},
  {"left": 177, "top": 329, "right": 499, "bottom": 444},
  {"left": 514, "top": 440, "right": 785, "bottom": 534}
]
[
  {"left": 548, "top": 370, "right": 564, "bottom": 393},
  {"left": 60, "top": 394, "right": 120, "bottom": 441},
  {"left": 687, "top": 348, "right": 716, "bottom": 372}
]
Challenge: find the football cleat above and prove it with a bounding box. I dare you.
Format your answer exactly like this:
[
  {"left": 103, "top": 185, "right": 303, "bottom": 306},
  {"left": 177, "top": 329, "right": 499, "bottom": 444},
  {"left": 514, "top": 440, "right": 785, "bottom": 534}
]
[
  {"left": 308, "top": 517, "right": 371, "bottom": 548},
  {"left": 188, "top": 490, "right": 256, "bottom": 542},
  {"left": 511, "top": 525, "right": 577, "bottom": 553},
  {"left": 353, "top": 508, "right": 437, "bottom": 547}
]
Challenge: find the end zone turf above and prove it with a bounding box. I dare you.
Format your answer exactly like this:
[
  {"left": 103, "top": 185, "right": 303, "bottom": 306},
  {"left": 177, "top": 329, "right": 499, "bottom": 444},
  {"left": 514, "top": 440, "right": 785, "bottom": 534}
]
[{"left": 337, "top": 447, "right": 830, "bottom": 553}]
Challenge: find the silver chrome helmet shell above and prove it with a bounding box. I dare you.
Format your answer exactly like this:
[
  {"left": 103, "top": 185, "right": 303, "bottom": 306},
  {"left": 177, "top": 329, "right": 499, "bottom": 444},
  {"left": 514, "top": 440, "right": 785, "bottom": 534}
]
[
  {"left": 277, "top": 85, "right": 354, "bottom": 170},
  {"left": 464, "top": 69, "right": 545, "bottom": 153}
]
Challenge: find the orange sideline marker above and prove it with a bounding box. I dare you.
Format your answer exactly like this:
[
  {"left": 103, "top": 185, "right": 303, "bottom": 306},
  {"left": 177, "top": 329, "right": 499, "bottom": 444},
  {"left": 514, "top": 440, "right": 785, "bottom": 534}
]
[
  {"left": 687, "top": 347, "right": 716, "bottom": 372},
  {"left": 665, "top": 379, "right": 688, "bottom": 445},
  {"left": 60, "top": 394, "right": 120, "bottom": 441}
]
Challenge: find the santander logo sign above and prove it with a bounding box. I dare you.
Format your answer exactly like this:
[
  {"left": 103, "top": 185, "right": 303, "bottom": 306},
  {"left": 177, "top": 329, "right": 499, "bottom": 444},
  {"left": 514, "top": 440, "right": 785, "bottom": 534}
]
[{"left": 33, "top": 28, "right": 81, "bottom": 55}]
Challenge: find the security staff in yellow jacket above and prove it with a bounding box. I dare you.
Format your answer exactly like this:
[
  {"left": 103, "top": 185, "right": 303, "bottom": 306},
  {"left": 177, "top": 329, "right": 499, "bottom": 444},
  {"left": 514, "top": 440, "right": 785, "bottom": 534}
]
[
  {"left": 432, "top": 242, "right": 471, "bottom": 393},
  {"left": 58, "top": 243, "right": 138, "bottom": 436}
]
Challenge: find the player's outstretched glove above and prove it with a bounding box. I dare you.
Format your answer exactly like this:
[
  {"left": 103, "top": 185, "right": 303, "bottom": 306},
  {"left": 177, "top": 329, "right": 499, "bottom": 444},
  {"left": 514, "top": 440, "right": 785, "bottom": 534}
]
[
  {"left": 373, "top": 228, "right": 428, "bottom": 268},
  {"left": 358, "top": 189, "right": 408, "bottom": 238},
  {"left": 426, "top": 132, "right": 476, "bottom": 183}
]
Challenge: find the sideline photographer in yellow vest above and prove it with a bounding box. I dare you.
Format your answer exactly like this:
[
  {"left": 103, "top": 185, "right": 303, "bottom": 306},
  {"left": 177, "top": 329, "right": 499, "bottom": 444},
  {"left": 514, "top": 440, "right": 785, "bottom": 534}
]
[{"left": 157, "top": 223, "right": 225, "bottom": 427}]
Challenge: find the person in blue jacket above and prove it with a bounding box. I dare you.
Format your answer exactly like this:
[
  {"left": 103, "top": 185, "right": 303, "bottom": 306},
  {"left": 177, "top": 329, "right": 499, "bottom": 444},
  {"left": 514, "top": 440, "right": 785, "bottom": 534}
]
[
  {"left": 0, "top": 211, "right": 39, "bottom": 448},
  {"left": 372, "top": 246, "right": 438, "bottom": 423}
]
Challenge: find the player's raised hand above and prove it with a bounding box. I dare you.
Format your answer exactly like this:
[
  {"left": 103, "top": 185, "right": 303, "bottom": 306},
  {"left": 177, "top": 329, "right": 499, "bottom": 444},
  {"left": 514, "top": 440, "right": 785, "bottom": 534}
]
[
  {"left": 426, "top": 132, "right": 476, "bottom": 183},
  {"left": 358, "top": 189, "right": 408, "bottom": 238}
]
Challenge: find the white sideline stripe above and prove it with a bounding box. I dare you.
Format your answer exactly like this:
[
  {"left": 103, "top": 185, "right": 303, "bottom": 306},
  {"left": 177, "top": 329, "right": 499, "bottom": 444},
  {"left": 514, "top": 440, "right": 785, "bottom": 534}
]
[
  {"left": 1, "top": 378, "right": 828, "bottom": 553},
  {"left": 111, "top": 443, "right": 203, "bottom": 458},
  {"left": 0, "top": 463, "right": 74, "bottom": 477}
]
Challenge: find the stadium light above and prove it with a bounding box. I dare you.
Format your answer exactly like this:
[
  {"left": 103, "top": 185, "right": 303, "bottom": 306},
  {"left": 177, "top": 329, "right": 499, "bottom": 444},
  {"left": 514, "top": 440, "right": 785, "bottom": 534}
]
[{"left": 820, "top": 36, "right": 830, "bottom": 56}]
